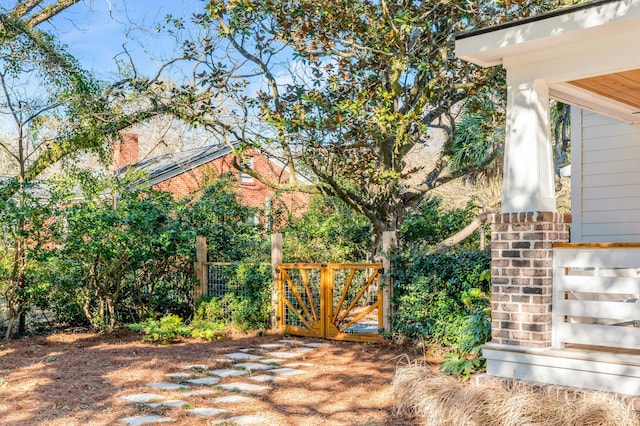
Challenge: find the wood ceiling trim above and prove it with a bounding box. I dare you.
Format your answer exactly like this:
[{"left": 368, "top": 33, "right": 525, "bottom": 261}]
[{"left": 568, "top": 70, "right": 640, "bottom": 112}]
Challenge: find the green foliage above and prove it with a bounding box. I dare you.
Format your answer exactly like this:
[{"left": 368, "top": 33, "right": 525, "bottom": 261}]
[
  {"left": 182, "top": 174, "right": 269, "bottom": 262},
  {"left": 439, "top": 353, "right": 475, "bottom": 379},
  {"left": 130, "top": 315, "right": 229, "bottom": 344},
  {"left": 392, "top": 250, "right": 491, "bottom": 347},
  {"left": 0, "top": 187, "right": 61, "bottom": 337},
  {"left": 439, "top": 305, "right": 492, "bottom": 380},
  {"left": 283, "top": 195, "right": 372, "bottom": 262},
  {"left": 187, "top": 320, "right": 228, "bottom": 341},
  {"left": 129, "top": 314, "right": 191, "bottom": 344},
  {"left": 192, "top": 0, "right": 571, "bottom": 240},
  {"left": 28, "top": 172, "right": 267, "bottom": 332},
  {"left": 446, "top": 90, "right": 506, "bottom": 184},
  {"left": 46, "top": 182, "right": 193, "bottom": 330},
  {"left": 195, "top": 263, "right": 273, "bottom": 330},
  {"left": 400, "top": 197, "right": 481, "bottom": 249}
]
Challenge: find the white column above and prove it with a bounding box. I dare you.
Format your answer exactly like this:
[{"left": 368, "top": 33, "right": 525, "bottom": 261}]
[{"left": 502, "top": 76, "right": 556, "bottom": 213}]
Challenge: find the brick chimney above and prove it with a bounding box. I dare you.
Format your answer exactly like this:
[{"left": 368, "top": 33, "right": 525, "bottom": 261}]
[{"left": 112, "top": 132, "right": 139, "bottom": 169}]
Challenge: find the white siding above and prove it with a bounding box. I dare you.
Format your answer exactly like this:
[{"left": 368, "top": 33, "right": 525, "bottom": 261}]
[{"left": 574, "top": 108, "right": 640, "bottom": 242}]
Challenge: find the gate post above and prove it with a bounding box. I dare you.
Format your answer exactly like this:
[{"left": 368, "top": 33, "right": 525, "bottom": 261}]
[
  {"left": 382, "top": 231, "right": 397, "bottom": 333},
  {"left": 271, "top": 232, "right": 283, "bottom": 329},
  {"left": 195, "top": 236, "right": 208, "bottom": 299}
]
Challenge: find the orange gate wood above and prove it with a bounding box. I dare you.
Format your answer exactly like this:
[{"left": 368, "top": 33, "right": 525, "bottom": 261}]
[{"left": 277, "top": 263, "right": 383, "bottom": 342}]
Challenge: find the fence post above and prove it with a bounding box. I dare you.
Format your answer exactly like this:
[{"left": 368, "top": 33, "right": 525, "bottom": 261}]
[
  {"left": 271, "top": 232, "right": 283, "bottom": 329},
  {"left": 382, "top": 230, "right": 397, "bottom": 333},
  {"left": 195, "top": 236, "right": 208, "bottom": 299}
]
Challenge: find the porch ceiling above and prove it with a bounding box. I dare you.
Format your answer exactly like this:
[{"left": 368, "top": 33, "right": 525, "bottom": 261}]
[
  {"left": 550, "top": 69, "right": 640, "bottom": 124},
  {"left": 568, "top": 69, "right": 640, "bottom": 113}
]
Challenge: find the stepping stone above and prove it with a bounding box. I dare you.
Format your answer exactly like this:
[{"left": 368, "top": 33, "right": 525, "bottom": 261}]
[
  {"left": 164, "top": 372, "right": 191, "bottom": 379},
  {"left": 214, "top": 415, "right": 271, "bottom": 425},
  {"left": 235, "top": 362, "right": 274, "bottom": 372},
  {"left": 269, "top": 367, "right": 306, "bottom": 376},
  {"left": 239, "top": 348, "right": 257, "bottom": 352},
  {"left": 181, "top": 389, "right": 215, "bottom": 397},
  {"left": 210, "top": 368, "right": 248, "bottom": 378},
  {"left": 296, "top": 347, "right": 315, "bottom": 352},
  {"left": 218, "top": 382, "right": 270, "bottom": 393},
  {"left": 183, "top": 364, "right": 208, "bottom": 370},
  {"left": 186, "top": 377, "right": 220, "bottom": 386},
  {"left": 186, "top": 407, "right": 227, "bottom": 418},
  {"left": 278, "top": 339, "right": 302, "bottom": 344},
  {"left": 212, "top": 395, "right": 254, "bottom": 404},
  {"left": 258, "top": 343, "right": 285, "bottom": 350},
  {"left": 225, "top": 352, "right": 264, "bottom": 360},
  {"left": 264, "top": 351, "right": 300, "bottom": 359},
  {"left": 146, "top": 382, "right": 188, "bottom": 391},
  {"left": 303, "top": 342, "right": 330, "bottom": 348},
  {"left": 248, "top": 374, "right": 278, "bottom": 383},
  {"left": 120, "top": 393, "right": 164, "bottom": 403},
  {"left": 284, "top": 362, "right": 314, "bottom": 368},
  {"left": 214, "top": 358, "right": 233, "bottom": 363},
  {"left": 258, "top": 358, "right": 285, "bottom": 365},
  {"left": 120, "top": 415, "right": 174, "bottom": 425},
  {"left": 148, "top": 400, "right": 189, "bottom": 408}
]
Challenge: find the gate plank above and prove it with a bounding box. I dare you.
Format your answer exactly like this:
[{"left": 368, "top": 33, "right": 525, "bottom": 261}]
[
  {"left": 337, "top": 269, "right": 379, "bottom": 324},
  {"left": 332, "top": 268, "right": 356, "bottom": 323},
  {"left": 300, "top": 269, "right": 318, "bottom": 322},
  {"left": 281, "top": 268, "right": 315, "bottom": 325}
]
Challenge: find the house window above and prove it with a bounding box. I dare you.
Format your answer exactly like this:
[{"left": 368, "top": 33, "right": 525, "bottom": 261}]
[{"left": 240, "top": 157, "right": 254, "bottom": 183}]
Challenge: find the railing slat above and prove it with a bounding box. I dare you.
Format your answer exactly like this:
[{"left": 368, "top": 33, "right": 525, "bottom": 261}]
[
  {"left": 556, "top": 298, "right": 640, "bottom": 321},
  {"left": 559, "top": 275, "right": 640, "bottom": 293},
  {"left": 553, "top": 246, "right": 640, "bottom": 350},
  {"left": 556, "top": 322, "right": 640, "bottom": 350}
]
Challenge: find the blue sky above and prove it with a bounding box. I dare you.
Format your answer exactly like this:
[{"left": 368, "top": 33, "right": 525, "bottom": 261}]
[{"left": 40, "top": 0, "right": 208, "bottom": 79}]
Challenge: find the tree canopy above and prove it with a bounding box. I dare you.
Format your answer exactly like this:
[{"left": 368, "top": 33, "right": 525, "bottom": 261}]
[{"left": 184, "top": 0, "right": 576, "bottom": 241}]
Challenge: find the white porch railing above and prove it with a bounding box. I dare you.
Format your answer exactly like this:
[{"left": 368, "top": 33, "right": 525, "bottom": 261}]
[{"left": 553, "top": 244, "right": 640, "bottom": 350}]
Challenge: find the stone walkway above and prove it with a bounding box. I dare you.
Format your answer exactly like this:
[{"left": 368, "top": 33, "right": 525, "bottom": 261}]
[{"left": 117, "top": 339, "right": 331, "bottom": 425}]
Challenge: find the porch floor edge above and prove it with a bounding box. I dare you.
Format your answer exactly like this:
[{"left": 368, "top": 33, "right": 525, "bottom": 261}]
[
  {"left": 482, "top": 342, "right": 640, "bottom": 397},
  {"left": 472, "top": 373, "right": 640, "bottom": 412}
]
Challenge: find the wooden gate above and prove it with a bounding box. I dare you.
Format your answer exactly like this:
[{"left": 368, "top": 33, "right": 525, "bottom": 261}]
[{"left": 277, "top": 263, "right": 383, "bottom": 342}]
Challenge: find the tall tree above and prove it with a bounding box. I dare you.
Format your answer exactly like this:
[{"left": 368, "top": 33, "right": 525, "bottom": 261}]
[
  {"left": 0, "top": 0, "right": 236, "bottom": 336},
  {"left": 192, "top": 0, "right": 575, "bottom": 245}
]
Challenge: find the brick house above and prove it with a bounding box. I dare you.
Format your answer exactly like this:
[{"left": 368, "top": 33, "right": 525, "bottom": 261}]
[{"left": 113, "top": 133, "right": 311, "bottom": 219}]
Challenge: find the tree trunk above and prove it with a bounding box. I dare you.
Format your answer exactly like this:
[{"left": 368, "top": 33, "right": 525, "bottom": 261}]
[
  {"left": 433, "top": 213, "right": 489, "bottom": 253},
  {"left": 17, "top": 312, "right": 26, "bottom": 335}
]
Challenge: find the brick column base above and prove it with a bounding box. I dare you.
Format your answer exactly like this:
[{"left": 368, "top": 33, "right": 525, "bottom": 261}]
[{"left": 490, "top": 212, "right": 571, "bottom": 348}]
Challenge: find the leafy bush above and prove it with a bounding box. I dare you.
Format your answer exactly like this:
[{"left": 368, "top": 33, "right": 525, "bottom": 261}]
[
  {"left": 189, "top": 320, "right": 228, "bottom": 341},
  {"left": 400, "top": 196, "right": 485, "bottom": 250},
  {"left": 283, "top": 194, "right": 372, "bottom": 263},
  {"left": 391, "top": 250, "right": 491, "bottom": 348},
  {"left": 129, "top": 314, "right": 191, "bottom": 344},
  {"left": 32, "top": 172, "right": 269, "bottom": 332},
  {"left": 439, "top": 304, "right": 491, "bottom": 379},
  {"left": 195, "top": 263, "right": 272, "bottom": 330},
  {"left": 130, "top": 315, "right": 228, "bottom": 343}
]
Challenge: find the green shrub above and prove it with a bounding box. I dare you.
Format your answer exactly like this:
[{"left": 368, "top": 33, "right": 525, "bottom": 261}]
[
  {"left": 391, "top": 250, "right": 491, "bottom": 348},
  {"left": 283, "top": 195, "right": 372, "bottom": 263},
  {"left": 195, "top": 263, "right": 272, "bottom": 330},
  {"left": 129, "top": 314, "right": 191, "bottom": 344},
  {"left": 189, "top": 320, "right": 228, "bottom": 341},
  {"left": 195, "top": 296, "right": 226, "bottom": 322}
]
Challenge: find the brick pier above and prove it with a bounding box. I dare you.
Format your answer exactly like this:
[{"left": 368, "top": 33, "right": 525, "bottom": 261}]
[{"left": 489, "top": 212, "right": 571, "bottom": 348}]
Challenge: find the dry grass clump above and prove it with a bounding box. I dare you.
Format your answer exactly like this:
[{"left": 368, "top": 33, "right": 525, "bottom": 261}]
[{"left": 393, "top": 363, "right": 640, "bottom": 426}]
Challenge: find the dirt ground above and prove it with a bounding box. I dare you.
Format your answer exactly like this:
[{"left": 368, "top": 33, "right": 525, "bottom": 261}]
[{"left": 0, "top": 329, "right": 416, "bottom": 425}]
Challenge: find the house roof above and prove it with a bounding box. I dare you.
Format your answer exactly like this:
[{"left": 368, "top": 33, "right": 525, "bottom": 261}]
[
  {"left": 456, "top": 0, "right": 640, "bottom": 68},
  {"left": 123, "top": 144, "right": 233, "bottom": 186},
  {"left": 455, "top": 0, "right": 618, "bottom": 42},
  {"left": 124, "top": 143, "right": 314, "bottom": 187},
  {"left": 455, "top": 0, "right": 640, "bottom": 123}
]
